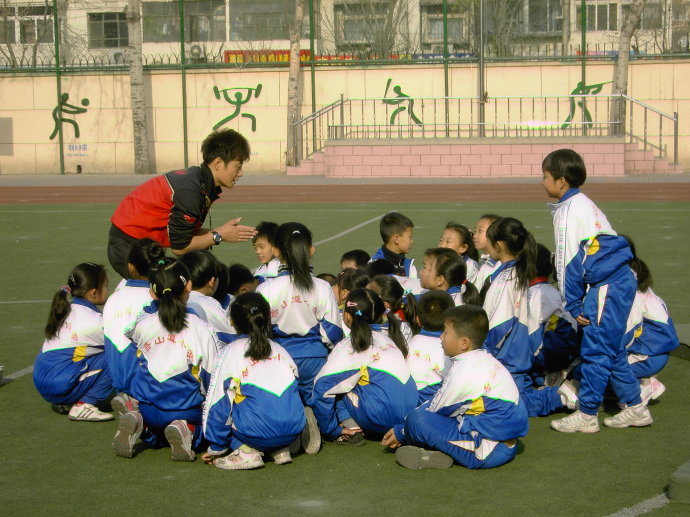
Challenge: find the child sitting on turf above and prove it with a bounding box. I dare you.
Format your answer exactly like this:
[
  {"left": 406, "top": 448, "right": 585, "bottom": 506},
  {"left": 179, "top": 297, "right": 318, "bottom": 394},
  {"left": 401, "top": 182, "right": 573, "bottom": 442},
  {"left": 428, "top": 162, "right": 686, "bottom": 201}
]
[
  {"left": 439, "top": 222, "right": 480, "bottom": 284},
  {"left": 333, "top": 268, "right": 370, "bottom": 308},
  {"left": 340, "top": 249, "right": 371, "bottom": 271},
  {"left": 112, "top": 258, "right": 220, "bottom": 461},
  {"left": 370, "top": 212, "right": 417, "bottom": 278},
  {"left": 544, "top": 149, "right": 651, "bottom": 433},
  {"left": 381, "top": 305, "right": 529, "bottom": 470},
  {"left": 253, "top": 221, "right": 281, "bottom": 280},
  {"left": 104, "top": 238, "right": 165, "bottom": 416},
  {"left": 420, "top": 248, "right": 481, "bottom": 306},
  {"left": 367, "top": 273, "right": 417, "bottom": 340},
  {"left": 473, "top": 214, "right": 502, "bottom": 292},
  {"left": 406, "top": 290, "right": 454, "bottom": 405},
  {"left": 311, "top": 289, "right": 418, "bottom": 445},
  {"left": 202, "top": 292, "right": 305, "bottom": 470},
  {"left": 228, "top": 263, "right": 258, "bottom": 299},
  {"left": 34, "top": 262, "right": 114, "bottom": 422},
  {"left": 179, "top": 250, "right": 234, "bottom": 336}
]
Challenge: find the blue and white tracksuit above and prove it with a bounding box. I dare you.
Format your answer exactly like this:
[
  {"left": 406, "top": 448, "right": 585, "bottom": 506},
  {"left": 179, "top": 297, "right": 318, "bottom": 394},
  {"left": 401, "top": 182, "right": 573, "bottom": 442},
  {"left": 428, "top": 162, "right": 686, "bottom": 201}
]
[
  {"left": 624, "top": 289, "right": 680, "bottom": 379},
  {"left": 256, "top": 272, "right": 343, "bottom": 404},
  {"left": 103, "top": 279, "right": 152, "bottom": 393},
  {"left": 394, "top": 348, "right": 529, "bottom": 469},
  {"left": 473, "top": 256, "right": 501, "bottom": 291},
  {"left": 203, "top": 336, "right": 305, "bottom": 454},
  {"left": 187, "top": 290, "right": 234, "bottom": 336},
  {"left": 371, "top": 247, "right": 418, "bottom": 278},
  {"left": 463, "top": 255, "right": 480, "bottom": 284},
  {"left": 126, "top": 303, "right": 221, "bottom": 448},
  {"left": 527, "top": 280, "right": 579, "bottom": 379},
  {"left": 447, "top": 285, "right": 468, "bottom": 306},
  {"left": 311, "top": 330, "right": 418, "bottom": 439},
  {"left": 254, "top": 257, "right": 281, "bottom": 282},
  {"left": 549, "top": 188, "right": 639, "bottom": 414},
  {"left": 483, "top": 262, "right": 563, "bottom": 417},
  {"left": 34, "top": 298, "right": 113, "bottom": 405},
  {"left": 406, "top": 329, "right": 449, "bottom": 405}
]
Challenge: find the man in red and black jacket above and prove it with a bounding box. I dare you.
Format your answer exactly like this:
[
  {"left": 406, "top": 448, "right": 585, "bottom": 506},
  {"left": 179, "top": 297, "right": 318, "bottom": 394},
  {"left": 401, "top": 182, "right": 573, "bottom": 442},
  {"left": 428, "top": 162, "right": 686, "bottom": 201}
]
[{"left": 108, "top": 129, "right": 256, "bottom": 278}]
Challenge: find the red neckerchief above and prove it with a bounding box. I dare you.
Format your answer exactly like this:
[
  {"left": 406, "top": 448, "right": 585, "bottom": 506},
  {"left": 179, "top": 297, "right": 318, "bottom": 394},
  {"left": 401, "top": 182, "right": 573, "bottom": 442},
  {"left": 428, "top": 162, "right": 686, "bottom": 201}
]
[{"left": 529, "top": 276, "right": 549, "bottom": 287}]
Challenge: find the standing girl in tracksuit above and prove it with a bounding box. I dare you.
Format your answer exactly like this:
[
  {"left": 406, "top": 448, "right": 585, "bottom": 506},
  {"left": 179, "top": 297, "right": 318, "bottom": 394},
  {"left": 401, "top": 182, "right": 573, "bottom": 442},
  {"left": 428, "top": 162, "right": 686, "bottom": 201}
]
[
  {"left": 111, "top": 258, "right": 220, "bottom": 461},
  {"left": 202, "top": 292, "right": 305, "bottom": 470},
  {"left": 311, "top": 289, "right": 418, "bottom": 445},
  {"left": 34, "top": 262, "right": 113, "bottom": 421}
]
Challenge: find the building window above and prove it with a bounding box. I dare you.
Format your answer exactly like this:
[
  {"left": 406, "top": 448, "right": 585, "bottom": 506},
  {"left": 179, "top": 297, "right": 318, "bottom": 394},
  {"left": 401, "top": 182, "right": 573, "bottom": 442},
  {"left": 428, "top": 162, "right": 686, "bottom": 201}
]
[
  {"left": 229, "top": 0, "right": 303, "bottom": 41},
  {"left": 621, "top": 2, "right": 663, "bottom": 31},
  {"left": 0, "top": 19, "right": 16, "bottom": 44},
  {"left": 528, "top": 0, "right": 563, "bottom": 33},
  {"left": 143, "top": 1, "right": 224, "bottom": 43},
  {"left": 421, "top": 3, "right": 464, "bottom": 50},
  {"left": 334, "top": 2, "right": 388, "bottom": 48},
  {"left": 88, "top": 12, "right": 128, "bottom": 48},
  {"left": 577, "top": 2, "right": 617, "bottom": 31},
  {"left": 17, "top": 6, "right": 53, "bottom": 43}
]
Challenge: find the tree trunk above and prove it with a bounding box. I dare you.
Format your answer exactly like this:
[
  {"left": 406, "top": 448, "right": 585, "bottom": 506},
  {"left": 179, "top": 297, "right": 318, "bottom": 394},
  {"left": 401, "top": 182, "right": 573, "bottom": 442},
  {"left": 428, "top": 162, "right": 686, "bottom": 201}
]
[
  {"left": 286, "top": 0, "right": 304, "bottom": 167},
  {"left": 611, "top": 0, "right": 647, "bottom": 137},
  {"left": 127, "top": 0, "right": 152, "bottom": 174},
  {"left": 561, "top": 0, "right": 570, "bottom": 55}
]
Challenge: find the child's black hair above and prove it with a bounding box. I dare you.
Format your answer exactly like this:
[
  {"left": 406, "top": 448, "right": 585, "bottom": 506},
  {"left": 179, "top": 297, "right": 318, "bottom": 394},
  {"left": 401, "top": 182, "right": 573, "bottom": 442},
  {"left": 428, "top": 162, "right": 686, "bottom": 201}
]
[
  {"left": 444, "top": 305, "right": 490, "bottom": 350},
  {"left": 479, "top": 213, "right": 502, "bottom": 224},
  {"left": 274, "top": 222, "right": 314, "bottom": 292},
  {"left": 620, "top": 234, "right": 652, "bottom": 292},
  {"left": 228, "top": 263, "right": 256, "bottom": 296},
  {"left": 201, "top": 128, "right": 250, "bottom": 165},
  {"left": 434, "top": 253, "right": 481, "bottom": 306},
  {"left": 345, "top": 288, "right": 408, "bottom": 357},
  {"left": 366, "top": 258, "right": 396, "bottom": 277},
  {"left": 337, "top": 268, "right": 370, "bottom": 294},
  {"left": 340, "top": 249, "right": 371, "bottom": 269},
  {"left": 149, "top": 258, "right": 190, "bottom": 333},
  {"left": 127, "top": 238, "right": 165, "bottom": 279},
  {"left": 379, "top": 211, "right": 414, "bottom": 244},
  {"left": 45, "top": 262, "right": 107, "bottom": 339},
  {"left": 316, "top": 272, "right": 337, "bottom": 286},
  {"left": 253, "top": 221, "right": 279, "bottom": 245},
  {"left": 541, "top": 148, "right": 586, "bottom": 188},
  {"left": 418, "top": 290, "right": 454, "bottom": 332},
  {"left": 535, "top": 243, "right": 554, "bottom": 279},
  {"left": 212, "top": 264, "right": 230, "bottom": 304},
  {"left": 487, "top": 217, "right": 537, "bottom": 291},
  {"left": 178, "top": 250, "right": 222, "bottom": 291},
  {"left": 368, "top": 274, "right": 419, "bottom": 335},
  {"left": 444, "top": 222, "right": 479, "bottom": 261},
  {"left": 231, "top": 292, "right": 273, "bottom": 361}
]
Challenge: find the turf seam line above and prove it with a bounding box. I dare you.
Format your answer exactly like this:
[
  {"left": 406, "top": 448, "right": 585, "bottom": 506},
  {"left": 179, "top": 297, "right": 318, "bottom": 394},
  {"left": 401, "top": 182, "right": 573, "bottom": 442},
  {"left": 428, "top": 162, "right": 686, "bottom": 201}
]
[{"left": 605, "top": 493, "right": 669, "bottom": 516}]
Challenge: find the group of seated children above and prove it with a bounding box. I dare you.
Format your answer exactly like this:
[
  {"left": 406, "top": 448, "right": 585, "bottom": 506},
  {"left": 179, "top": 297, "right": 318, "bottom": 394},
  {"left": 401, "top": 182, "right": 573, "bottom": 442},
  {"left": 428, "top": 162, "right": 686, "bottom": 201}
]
[{"left": 34, "top": 149, "right": 681, "bottom": 471}]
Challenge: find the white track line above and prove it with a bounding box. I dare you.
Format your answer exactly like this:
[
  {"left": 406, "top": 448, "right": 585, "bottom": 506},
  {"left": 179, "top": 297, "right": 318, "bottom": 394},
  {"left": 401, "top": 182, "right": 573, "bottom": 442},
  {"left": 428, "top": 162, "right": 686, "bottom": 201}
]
[
  {"left": 314, "top": 214, "right": 384, "bottom": 246},
  {"left": 605, "top": 494, "right": 669, "bottom": 516},
  {"left": 0, "top": 299, "right": 51, "bottom": 305}
]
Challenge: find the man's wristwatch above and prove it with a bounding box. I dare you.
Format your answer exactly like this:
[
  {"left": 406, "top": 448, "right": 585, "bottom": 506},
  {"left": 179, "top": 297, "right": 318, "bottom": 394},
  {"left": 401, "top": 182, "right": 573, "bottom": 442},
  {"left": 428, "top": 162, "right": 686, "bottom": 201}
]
[{"left": 211, "top": 230, "right": 222, "bottom": 245}]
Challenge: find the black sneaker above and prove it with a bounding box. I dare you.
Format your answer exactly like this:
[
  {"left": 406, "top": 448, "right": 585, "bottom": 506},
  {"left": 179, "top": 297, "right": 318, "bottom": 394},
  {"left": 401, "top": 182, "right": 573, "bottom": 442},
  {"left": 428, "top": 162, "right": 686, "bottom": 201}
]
[
  {"left": 332, "top": 431, "right": 365, "bottom": 446},
  {"left": 395, "top": 446, "right": 453, "bottom": 470}
]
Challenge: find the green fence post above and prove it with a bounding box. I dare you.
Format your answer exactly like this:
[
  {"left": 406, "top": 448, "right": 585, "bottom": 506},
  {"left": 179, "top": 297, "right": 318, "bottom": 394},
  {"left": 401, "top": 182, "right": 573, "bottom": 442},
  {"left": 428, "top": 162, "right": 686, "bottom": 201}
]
[{"left": 53, "top": 0, "right": 64, "bottom": 175}]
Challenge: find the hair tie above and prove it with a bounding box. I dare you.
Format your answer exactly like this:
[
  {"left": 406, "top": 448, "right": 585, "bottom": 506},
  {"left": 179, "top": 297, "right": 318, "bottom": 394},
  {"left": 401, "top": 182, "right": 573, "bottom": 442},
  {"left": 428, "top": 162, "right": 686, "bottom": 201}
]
[
  {"left": 384, "top": 308, "right": 391, "bottom": 314},
  {"left": 355, "top": 310, "right": 362, "bottom": 317},
  {"left": 249, "top": 306, "right": 259, "bottom": 314},
  {"left": 158, "top": 260, "right": 166, "bottom": 265},
  {"left": 292, "top": 230, "right": 301, "bottom": 235},
  {"left": 179, "top": 275, "right": 187, "bottom": 284},
  {"left": 151, "top": 284, "right": 157, "bottom": 294},
  {"left": 61, "top": 285, "right": 72, "bottom": 294},
  {"left": 346, "top": 301, "right": 358, "bottom": 308},
  {"left": 162, "top": 288, "right": 172, "bottom": 294}
]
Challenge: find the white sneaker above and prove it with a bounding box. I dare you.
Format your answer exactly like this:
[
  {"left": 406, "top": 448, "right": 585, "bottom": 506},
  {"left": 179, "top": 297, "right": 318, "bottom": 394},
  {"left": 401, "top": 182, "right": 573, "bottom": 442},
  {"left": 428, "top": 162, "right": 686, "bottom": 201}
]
[
  {"left": 271, "top": 447, "right": 293, "bottom": 465},
  {"left": 550, "top": 410, "right": 600, "bottom": 433},
  {"left": 164, "top": 420, "right": 196, "bottom": 461},
  {"left": 214, "top": 445, "right": 264, "bottom": 470},
  {"left": 640, "top": 377, "right": 666, "bottom": 406},
  {"left": 112, "top": 411, "right": 144, "bottom": 458},
  {"left": 68, "top": 402, "right": 114, "bottom": 422},
  {"left": 558, "top": 379, "right": 579, "bottom": 410},
  {"left": 111, "top": 393, "right": 139, "bottom": 418},
  {"left": 603, "top": 404, "right": 653, "bottom": 429},
  {"left": 301, "top": 406, "right": 321, "bottom": 455}
]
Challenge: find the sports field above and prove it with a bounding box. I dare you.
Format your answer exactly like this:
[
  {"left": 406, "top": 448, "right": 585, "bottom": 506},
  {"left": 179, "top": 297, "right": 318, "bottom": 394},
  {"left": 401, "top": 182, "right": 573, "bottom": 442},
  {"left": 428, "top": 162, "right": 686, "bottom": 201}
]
[{"left": 1, "top": 179, "right": 689, "bottom": 516}]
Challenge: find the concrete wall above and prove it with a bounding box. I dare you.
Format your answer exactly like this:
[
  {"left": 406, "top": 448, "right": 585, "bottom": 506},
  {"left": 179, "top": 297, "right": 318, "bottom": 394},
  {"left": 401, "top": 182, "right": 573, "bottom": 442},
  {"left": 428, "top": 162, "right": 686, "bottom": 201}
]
[{"left": 0, "top": 59, "right": 688, "bottom": 175}]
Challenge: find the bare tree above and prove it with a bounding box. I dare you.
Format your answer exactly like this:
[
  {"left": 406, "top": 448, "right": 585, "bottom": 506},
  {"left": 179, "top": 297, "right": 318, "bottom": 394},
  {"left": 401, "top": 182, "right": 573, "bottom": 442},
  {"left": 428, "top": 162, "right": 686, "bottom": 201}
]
[
  {"left": 0, "top": 0, "right": 53, "bottom": 67},
  {"left": 561, "top": 0, "right": 570, "bottom": 54},
  {"left": 455, "top": 0, "right": 522, "bottom": 57},
  {"left": 610, "top": 0, "right": 647, "bottom": 137},
  {"left": 127, "top": 0, "right": 152, "bottom": 174},
  {"left": 286, "top": 0, "right": 304, "bottom": 166}
]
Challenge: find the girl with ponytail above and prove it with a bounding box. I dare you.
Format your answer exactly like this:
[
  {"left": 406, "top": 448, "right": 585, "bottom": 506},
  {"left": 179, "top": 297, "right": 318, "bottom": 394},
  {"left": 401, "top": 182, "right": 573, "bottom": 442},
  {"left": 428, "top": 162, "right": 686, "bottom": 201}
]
[
  {"left": 202, "top": 293, "right": 305, "bottom": 470},
  {"left": 483, "top": 217, "right": 571, "bottom": 417},
  {"left": 310, "top": 289, "right": 417, "bottom": 446},
  {"left": 34, "top": 262, "right": 114, "bottom": 422},
  {"left": 367, "top": 274, "right": 417, "bottom": 341},
  {"left": 112, "top": 258, "right": 221, "bottom": 462}
]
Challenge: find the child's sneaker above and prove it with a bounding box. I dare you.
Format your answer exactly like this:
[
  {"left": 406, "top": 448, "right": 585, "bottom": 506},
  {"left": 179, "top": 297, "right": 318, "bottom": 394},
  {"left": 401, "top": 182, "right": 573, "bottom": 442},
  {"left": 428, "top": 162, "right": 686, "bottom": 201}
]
[
  {"left": 68, "top": 402, "right": 114, "bottom": 422},
  {"left": 640, "top": 377, "right": 666, "bottom": 406},
  {"left": 111, "top": 393, "right": 139, "bottom": 417},
  {"left": 51, "top": 404, "right": 71, "bottom": 415},
  {"left": 301, "top": 406, "right": 321, "bottom": 455},
  {"left": 112, "top": 410, "right": 144, "bottom": 458},
  {"left": 603, "top": 403, "right": 653, "bottom": 429},
  {"left": 331, "top": 430, "right": 365, "bottom": 446},
  {"left": 214, "top": 445, "right": 264, "bottom": 470},
  {"left": 550, "top": 410, "right": 600, "bottom": 433},
  {"left": 164, "top": 420, "right": 196, "bottom": 461},
  {"left": 558, "top": 379, "right": 579, "bottom": 410},
  {"left": 271, "top": 447, "right": 293, "bottom": 465},
  {"left": 395, "top": 446, "right": 454, "bottom": 470}
]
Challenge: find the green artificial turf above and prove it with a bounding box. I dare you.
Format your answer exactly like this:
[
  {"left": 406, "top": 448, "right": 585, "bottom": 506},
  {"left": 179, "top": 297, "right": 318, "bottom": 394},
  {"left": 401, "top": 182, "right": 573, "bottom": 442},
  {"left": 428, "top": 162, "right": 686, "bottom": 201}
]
[{"left": 0, "top": 200, "right": 688, "bottom": 516}]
